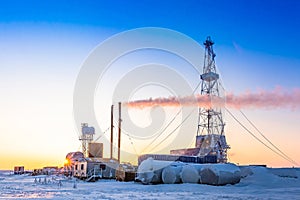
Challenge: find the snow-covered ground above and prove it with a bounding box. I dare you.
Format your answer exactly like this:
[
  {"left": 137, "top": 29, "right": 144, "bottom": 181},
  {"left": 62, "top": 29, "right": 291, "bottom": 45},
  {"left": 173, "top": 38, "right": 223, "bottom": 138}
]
[{"left": 0, "top": 167, "right": 299, "bottom": 200}]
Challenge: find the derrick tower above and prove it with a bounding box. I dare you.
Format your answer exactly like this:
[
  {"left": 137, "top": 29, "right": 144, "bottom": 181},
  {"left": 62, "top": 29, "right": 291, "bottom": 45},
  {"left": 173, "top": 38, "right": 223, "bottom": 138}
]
[{"left": 196, "top": 36, "right": 229, "bottom": 163}]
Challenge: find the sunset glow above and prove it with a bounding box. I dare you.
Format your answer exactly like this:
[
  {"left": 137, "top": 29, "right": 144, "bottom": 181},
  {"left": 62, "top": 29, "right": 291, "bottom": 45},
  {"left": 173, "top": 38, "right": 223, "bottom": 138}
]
[{"left": 1, "top": 1, "right": 300, "bottom": 170}]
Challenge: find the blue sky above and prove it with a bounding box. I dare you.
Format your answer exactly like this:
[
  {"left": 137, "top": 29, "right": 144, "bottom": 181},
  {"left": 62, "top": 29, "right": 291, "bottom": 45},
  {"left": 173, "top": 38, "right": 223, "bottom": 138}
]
[
  {"left": 1, "top": 0, "right": 299, "bottom": 56},
  {"left": 1, "top": 0, "right": 300, "bottom": 169},
  {"left": 1, "top": 0, "right": 300, "bottom": 86}
]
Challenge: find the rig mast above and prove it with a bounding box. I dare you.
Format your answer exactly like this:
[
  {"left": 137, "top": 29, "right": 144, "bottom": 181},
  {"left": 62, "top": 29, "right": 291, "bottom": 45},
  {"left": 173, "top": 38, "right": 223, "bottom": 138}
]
[{"left": 196, "top": 36, "right": 229, "bottom": 163}]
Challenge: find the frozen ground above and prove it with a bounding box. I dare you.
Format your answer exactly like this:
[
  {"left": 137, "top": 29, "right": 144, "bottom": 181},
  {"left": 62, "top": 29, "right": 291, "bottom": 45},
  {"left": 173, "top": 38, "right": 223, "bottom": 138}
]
[{"left": 0, "top": 167, "right": 299, "bottom": 200}]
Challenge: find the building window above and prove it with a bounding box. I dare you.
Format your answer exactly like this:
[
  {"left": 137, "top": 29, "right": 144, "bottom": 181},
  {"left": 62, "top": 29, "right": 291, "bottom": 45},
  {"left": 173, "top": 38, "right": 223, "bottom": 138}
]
[
  {"left": 100, "top": 164, "right": 106, "bottom": 170},
  {"left": 81, "top": 164, "right": 84, "bottom": 170},
  {"left": 75, "top": 164, "right": 78, "bottom": 170}
]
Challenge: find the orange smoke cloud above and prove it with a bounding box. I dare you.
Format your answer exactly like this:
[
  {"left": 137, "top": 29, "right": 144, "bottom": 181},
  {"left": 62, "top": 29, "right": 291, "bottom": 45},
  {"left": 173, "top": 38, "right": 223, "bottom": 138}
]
[
  {"left": 125, "top": 95, "right": 222, "bottom": 109},
  {"left": 226, "top": 87, "right": 300, "bottom": 109},
  {"left": 124, "top": 87, "right": 300, "bottom": 110}
]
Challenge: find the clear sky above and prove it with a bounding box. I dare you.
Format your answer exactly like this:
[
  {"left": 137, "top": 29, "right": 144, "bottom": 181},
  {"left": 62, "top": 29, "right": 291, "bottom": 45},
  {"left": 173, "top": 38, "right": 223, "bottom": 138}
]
[{"left": 1, "top": 0, "right": 300, "bottom": 169}]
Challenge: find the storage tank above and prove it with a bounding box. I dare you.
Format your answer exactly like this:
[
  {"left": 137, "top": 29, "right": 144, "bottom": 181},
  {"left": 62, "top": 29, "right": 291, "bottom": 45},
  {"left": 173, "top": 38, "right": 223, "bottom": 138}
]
[
  {"left": 136, "top": 158, "right": 174, "bottom": 184},
  {"left": 181, "top": 165, "right": 199, "bottom": 183},
  {"left": 161, "top": 165, "right": 182, "bottom": 184},
  {"left": 199, "top": 163, "right": 241, "bottom": 185},
  {"left": 137, "top": 158, "right": 241, "bottom": 185}
]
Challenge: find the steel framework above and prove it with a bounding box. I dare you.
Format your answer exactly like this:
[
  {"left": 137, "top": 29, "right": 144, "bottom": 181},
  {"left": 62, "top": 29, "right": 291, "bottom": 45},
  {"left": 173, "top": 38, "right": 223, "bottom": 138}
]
[{"left": 196, "top": 36, "right": 229, "bottom": 162}]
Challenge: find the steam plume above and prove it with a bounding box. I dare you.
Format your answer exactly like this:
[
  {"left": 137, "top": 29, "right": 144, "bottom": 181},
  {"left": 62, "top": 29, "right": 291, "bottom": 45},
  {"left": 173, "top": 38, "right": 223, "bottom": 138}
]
[{"left": 124, "top": 87, "right": 300, "bottom": 110}]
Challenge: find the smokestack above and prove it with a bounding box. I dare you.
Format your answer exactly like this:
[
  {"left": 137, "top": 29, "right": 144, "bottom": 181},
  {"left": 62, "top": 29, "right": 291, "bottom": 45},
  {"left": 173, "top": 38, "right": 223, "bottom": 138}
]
[
  {"left": 118, "top": 102, "right": 122, "bottom": 163},
  {"left": 110, "top": 105, "right": 114, "bottom": 159}
]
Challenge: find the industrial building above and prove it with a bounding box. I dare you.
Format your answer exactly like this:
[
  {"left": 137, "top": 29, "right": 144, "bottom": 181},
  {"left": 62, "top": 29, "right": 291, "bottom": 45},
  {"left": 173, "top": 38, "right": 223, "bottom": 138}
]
[
  {"left": 63, "top": 151, "right": 85, "bottom": 176},
  {"left": 73, "top": 157, "right": 119, "bottom": 181},
  {"left": 68, "top": 104, "right": 126, "bottom": 182},
  {"left": 14, "top": 166, "right": 24, "bottom": 175}
]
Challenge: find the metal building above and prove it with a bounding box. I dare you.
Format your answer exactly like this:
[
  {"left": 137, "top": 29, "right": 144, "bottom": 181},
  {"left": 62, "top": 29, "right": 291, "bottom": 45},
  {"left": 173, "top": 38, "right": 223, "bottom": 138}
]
[
  {"left": 73, "top": 158, "right": 119, "bottom": 182},
  {"left": 14, "top": 166, "right": 24, "bottom": 175}
]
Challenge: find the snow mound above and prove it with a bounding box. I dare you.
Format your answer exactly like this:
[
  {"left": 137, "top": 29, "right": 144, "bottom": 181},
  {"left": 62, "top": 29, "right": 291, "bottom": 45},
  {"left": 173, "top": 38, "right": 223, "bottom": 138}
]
[
  {"left": 269, "top": 168, "right": 298, "bottom": 178},
  {"left": 239, "top": 166, "right": 254, "bottom": 178},
  {"left": 240, "top": 166, "right": 300, "bottom": 189}
]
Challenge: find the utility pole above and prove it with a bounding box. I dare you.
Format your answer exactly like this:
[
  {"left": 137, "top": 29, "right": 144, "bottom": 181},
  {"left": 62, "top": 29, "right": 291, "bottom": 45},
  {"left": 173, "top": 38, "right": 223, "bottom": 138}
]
[
  {"left": 110, "top": 105, "right": 114, "bottom": 159},
  {"left": 118, "top": 102, "right": 122, "bottom": 163}
]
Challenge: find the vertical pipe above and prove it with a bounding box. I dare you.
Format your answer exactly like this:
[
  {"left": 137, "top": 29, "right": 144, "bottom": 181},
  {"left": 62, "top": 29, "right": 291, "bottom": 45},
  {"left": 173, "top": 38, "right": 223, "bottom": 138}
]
[
  {"left": 118, "top": 102, "right": 121, "bottom": 163},
  {"left": 110, "top": 105, "right": 114, "bottom": 159}
]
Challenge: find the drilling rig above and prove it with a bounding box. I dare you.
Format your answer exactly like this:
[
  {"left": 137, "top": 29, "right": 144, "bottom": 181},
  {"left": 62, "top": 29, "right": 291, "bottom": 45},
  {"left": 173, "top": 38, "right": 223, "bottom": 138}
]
[
  {"left": 196, "top": 36, "right": 230, "bottom": 163},
  {"left": 136, "top": 37, "right": 241, "bottom": 185}
]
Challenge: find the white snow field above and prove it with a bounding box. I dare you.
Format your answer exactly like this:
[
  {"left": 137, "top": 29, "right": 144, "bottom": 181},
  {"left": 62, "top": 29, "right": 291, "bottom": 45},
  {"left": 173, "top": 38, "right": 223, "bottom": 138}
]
[{"left": 0, "top": 167, "right": 299, "bottom": 200}]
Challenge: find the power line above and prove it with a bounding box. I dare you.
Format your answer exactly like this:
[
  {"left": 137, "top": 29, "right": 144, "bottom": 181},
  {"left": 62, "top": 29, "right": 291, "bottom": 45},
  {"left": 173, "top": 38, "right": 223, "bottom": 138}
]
[
  {"left": 94, "top": 126, "right": 111, "bottom": 142},
  {"left": 147, "top": 108, "right": 196, "bottom": 153},
  {"left": 226, "top": 107, "right": 299, "bottom": 166},
  {"left": 140, "top": 106, "right": 182, "bottom": 153},
  {"left": 239, "top": 109, "right": 299, "bottom": 166},
  {"left": 123, "top": 131, "right": 139, "bottom": 156},
  {"left": 113, "top": 123, "right": 139, "bottom": 156},
  {"left": 141, "top": 81, "right": 202, "bottom": 154}
]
